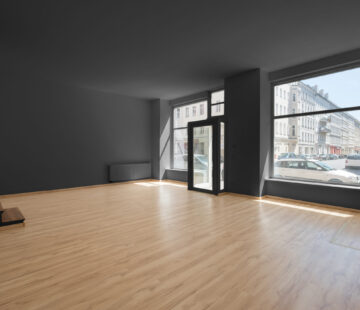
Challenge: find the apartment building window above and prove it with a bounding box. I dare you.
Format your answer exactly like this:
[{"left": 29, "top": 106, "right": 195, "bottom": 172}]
[
  {"left": 211, "top": 90, "right": 225, "bottom": 116},
  {"left": 200, "top": 104, "right": 204, "bottom": 115},
  {"left": 273, "top": 67, "right": 360, "bottom": 186},
  {"left": 172, "top": 89, "right": 225, "bottom": 170}
]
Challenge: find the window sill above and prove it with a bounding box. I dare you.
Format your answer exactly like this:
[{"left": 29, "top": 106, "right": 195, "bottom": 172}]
[
  {"left": 266, "top": 177, "right": 360, "bottom": 190},
  {"left": 166, "top": 169, "right": 187, "bottom": 182}
]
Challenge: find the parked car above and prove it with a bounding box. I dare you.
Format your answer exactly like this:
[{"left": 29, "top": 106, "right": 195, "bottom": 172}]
[
  {"left": 345, "top": 154, "right": 360, "bottom": 169},
  {"left": 303, "top": 154, "right": 316, "bottom": 160},
  {"left": 318, "top": 154, "right": 338, "bottom": 160},
  {"left": 328, "top": 154, "right": 339, "bottom": 160},
  {"left": 278, "top": 152, "right": 297, "bottom": 160},
  {"left": 194, "top": 154, "right": 208, "bottom": 170},
  {"left": 274, "top": 159, "right": 360, "bottom": 184},
  {"left": 318, "top": 154, "right": 328, "bottom": 160}
]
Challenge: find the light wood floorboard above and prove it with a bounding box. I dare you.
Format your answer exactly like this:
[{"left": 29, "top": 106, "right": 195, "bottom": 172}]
[{"left": 0, "top": 180, "right": 360, "bottom": 310}]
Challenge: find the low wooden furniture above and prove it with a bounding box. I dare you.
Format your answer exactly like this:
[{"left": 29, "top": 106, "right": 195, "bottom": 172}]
[{"left": 0, "top": 202, "right": 25, "bottom": 227}]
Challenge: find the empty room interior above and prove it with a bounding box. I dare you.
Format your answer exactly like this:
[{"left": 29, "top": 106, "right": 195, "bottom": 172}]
[{"left": 2, "top": 1, "right": 360, "bottom": 309}]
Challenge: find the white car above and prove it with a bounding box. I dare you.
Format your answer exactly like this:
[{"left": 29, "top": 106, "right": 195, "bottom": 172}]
[
  {"left": 345, "top": 154, "right": 360, "bottom": 169},
  {"left": 274, "top": 159, "right": 360, "bottom": 184}
]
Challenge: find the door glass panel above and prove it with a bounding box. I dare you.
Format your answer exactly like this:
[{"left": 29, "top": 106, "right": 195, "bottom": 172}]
[
  {"left": 220, "top": 122, "right": 225, "bottom": 190},
  {"left": 193, "top": 125, "right": 213, "bottom": 190}
]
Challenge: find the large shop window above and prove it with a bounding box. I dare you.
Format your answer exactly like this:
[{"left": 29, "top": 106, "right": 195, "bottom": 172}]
[
  {"left": 273, "top": 67, "right": 360, "bottom": 186},
  {"left": 172, "top": 90, "right": 225, "bottom": 170},
  {"left": 173, "top": 101, "right": 208, "bottom": 169}
]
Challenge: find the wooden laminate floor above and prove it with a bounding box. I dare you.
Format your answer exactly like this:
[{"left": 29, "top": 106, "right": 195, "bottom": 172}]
[{"left": 1, "top": 180, "right": 360, "bottom": 310}]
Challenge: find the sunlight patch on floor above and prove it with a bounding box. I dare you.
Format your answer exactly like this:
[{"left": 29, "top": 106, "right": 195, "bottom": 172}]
[
  {"left": 134, "top": 181, "right": 187, "bottom": 188},
  {"left": 133, "top": 182, "right": 158, "bottom": 187},
  {"left": 258, "top": 199, "right": 353, "bottom": 218}
]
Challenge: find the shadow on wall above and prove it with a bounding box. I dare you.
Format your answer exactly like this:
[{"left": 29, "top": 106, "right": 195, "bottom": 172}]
[
  {"left": 160, "top": 117, "right": 171, "bottom": 179},
  {"left": 259, "top": 151, "right": 270, "bottom": 196}
]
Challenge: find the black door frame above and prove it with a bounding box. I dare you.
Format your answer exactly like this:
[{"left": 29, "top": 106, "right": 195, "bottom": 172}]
[{"left": 188, "top": 116, "right": 225, "bottom": 195}]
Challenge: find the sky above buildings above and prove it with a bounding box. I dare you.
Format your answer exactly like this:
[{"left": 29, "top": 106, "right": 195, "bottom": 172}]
[{"left": 303, "top": 67, "right": 360, "bottom": 120}]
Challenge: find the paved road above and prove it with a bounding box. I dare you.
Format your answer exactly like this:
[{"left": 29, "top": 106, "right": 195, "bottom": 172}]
[{"left": 322, "top": 158, "right": 360, "bottom": 175}]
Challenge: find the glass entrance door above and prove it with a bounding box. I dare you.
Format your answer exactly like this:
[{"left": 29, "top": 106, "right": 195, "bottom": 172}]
[{"left": 188, "top": 118, "right": 225, "bottom": 194}]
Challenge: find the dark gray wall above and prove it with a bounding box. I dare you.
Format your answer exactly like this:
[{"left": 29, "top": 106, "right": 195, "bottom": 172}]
[
  {"left": 224, "top": 69, "right": 271, "bottom": 196},
  {"left": 225, "top": 69, "right": 263, "bottom": 196},
  {"left": 0, "top": 72, "right": 152, "bottom": 195}
]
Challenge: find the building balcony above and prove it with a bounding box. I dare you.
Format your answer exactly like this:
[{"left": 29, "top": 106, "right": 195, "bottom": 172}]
[{"left": 318, "top": 126, "right": 331, "bottom": 133}]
